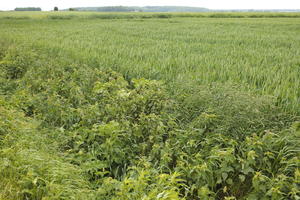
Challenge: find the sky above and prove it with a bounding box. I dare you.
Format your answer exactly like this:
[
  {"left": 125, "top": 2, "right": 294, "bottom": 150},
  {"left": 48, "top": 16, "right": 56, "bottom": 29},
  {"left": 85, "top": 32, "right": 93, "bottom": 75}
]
[{"left": 1, "top": 0, "right": 300, "bottom": 11}]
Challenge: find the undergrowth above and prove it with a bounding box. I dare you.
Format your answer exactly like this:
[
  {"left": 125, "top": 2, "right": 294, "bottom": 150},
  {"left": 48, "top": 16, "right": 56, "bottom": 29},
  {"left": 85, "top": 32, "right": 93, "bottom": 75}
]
[{"left": 0, "top": 47, "right": 299, "bottom": 199}]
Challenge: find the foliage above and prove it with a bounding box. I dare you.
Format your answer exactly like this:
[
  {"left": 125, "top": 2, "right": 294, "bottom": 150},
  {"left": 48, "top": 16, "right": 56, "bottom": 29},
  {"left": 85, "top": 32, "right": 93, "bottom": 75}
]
[
  {"left": 0, "top": 14, "right": 299, "bottom": 200},
  {"left": 0, "top": 100, "right": 93, "bottom": 200},
  {"left": 14, "top": 7, "right": 41, "bottom": 11},
  {"left": 0, "top": 14, "right": 299, "bottom": 112}
]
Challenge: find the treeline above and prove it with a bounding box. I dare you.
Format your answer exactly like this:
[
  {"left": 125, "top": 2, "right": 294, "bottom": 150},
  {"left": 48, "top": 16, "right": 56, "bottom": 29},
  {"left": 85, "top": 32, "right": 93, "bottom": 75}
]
[
  {"left": 14, "top": 7, "right": 41, "bottom": 11},
  {"left": 68, "top": 6, "right": 300, "bottom": 13},
  {"left": 139, "top": 6, "right": 209, "bottom": 12},
  {"left": 70, "top": 6, "right": 136, "bottom": 12},
  {"left": 68, "top": 6, "right": 209, "bottom": 12}
]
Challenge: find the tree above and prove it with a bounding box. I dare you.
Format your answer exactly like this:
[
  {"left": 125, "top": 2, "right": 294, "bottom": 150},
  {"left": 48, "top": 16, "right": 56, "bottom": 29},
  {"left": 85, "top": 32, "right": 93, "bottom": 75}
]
[{"left": 54, "top": 7, "right": 58, "bottom": 11}]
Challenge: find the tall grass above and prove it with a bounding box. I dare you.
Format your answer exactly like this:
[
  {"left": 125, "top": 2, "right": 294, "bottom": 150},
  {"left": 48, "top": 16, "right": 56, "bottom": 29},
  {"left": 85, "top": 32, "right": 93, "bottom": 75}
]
[{"left": 1, "top": 15, "right": 298, "bottom": 112}]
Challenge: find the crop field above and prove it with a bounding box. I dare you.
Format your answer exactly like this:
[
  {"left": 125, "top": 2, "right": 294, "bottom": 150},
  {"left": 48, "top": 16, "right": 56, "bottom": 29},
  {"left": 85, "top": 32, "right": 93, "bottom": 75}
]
[{"left": 0, "top": 12, "right": 299, "bottom": 199}]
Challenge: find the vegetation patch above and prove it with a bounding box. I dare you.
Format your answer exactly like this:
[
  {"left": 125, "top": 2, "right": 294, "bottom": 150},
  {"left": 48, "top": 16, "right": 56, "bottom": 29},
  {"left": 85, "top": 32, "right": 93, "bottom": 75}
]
[
  {"left": 47, "top": 15, "right": 76, "bottom": 20},
  {"left": 0, "top": 48, "right": 299, "bottom": 199},
  {"left": 0, "top": 14, "right": 299, "bottom": 199}
]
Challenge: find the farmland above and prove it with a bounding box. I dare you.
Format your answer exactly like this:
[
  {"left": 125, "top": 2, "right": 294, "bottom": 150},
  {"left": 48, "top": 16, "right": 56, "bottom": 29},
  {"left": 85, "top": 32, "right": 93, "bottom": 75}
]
[{"left": 0, "top": 12, "right": 299, "bottom": 199}]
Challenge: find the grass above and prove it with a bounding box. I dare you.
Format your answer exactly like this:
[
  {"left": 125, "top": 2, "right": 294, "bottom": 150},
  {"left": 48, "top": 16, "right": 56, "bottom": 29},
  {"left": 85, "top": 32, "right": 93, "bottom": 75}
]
[
  {"left": 1, "top": 14, "right": 299, "bottom": 112},
  {"left": 0, "top": 12, "right": 299, "bottom": 199}
]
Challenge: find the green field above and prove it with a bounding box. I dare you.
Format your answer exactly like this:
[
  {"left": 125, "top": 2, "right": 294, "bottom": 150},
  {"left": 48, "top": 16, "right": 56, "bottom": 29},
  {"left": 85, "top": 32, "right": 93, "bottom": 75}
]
[{"left": 0, "top": 12, "right": 299, "bottom": 200}]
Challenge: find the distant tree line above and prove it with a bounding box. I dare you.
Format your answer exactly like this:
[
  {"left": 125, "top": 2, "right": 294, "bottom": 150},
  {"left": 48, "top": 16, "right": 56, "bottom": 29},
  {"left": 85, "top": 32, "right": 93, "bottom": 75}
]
[
  {"left": 72, "top": 6, "right": 137, "bottom": 12},
  {"left": 65, "top": 6, "right": 300, "bottom": 13},
  {"left": 139, "top": 6, "right": 209, "bottom": 12},
  {"left": 97, "top": 6, "right": 136, "bottom": 12},
  {"left": 14, "top": 7, "right": 41, "bottom": 11},
  {"left": 66, "top": 6, "right": 208, "bottom": 12}
]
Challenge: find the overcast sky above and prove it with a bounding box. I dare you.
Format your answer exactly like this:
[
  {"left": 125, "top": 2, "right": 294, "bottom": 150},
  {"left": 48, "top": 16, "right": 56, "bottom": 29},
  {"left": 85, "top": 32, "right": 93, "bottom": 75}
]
[{"left": 1, "top": 0, "right": 300, "bottom": 11}]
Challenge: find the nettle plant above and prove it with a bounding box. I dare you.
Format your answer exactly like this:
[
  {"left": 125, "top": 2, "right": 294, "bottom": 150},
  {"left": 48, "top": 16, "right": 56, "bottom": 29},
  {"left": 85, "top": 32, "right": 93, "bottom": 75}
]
[
  {"left": 66, "top": 71, "right": 176, "bottom": 179},
  {"left": 61, "top": 70, "right": 299, "bottom": 199},
  {"left": 168, "top": 126, "right": 300, "bottom": 199}
]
